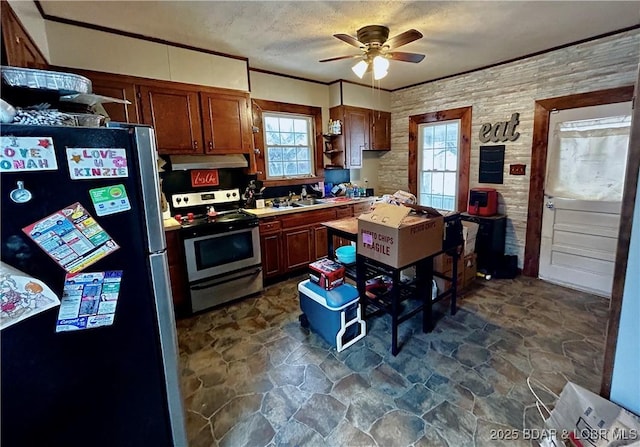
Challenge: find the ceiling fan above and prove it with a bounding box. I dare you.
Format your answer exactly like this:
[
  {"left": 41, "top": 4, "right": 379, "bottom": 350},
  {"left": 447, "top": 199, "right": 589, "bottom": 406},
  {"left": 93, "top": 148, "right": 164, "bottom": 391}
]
[{"left": 319, "top": 25, "right": 426, "bottom": 80}]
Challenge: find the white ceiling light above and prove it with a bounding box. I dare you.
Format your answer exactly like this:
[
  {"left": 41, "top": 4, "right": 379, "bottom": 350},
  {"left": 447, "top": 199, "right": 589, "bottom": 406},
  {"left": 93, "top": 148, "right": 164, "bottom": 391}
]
[
  {"left": 372, "top": 55, "right": 389, "bottom": 80},
  {"left": 351, "top": 60, "right": 369, "bottom": 78}
]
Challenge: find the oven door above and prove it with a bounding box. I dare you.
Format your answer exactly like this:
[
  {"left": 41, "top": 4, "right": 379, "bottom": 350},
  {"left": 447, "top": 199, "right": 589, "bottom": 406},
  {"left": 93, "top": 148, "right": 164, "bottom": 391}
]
[{"left": 183, "top": 226, "right": 261, "bottom": 282}]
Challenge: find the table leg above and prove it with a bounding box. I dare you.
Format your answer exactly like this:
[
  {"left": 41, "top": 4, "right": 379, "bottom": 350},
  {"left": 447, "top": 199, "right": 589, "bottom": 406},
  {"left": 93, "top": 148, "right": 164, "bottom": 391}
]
[
  {"left": 390, "top": 267, "right": 401, "bottom": 356},
  {"left": 418, "top": 257, "right": 434, "bottom": 333},
  {"left": 327, "top": 230, "right": 335, "bottom": 261},
  {"left": 451, "top": 250, "right": 458, "bottom": 316},
  {"left": 356, "top": 254, "right": 367, "bottom": 319}
]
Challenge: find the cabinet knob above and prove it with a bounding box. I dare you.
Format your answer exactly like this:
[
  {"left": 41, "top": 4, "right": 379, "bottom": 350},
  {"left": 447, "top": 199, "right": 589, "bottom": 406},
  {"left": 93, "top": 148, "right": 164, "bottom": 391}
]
[
  {"left": 208, "top": 141, "right": 213, "bottom": 150},
  {"left": 193, "top": 140, "right": 198, "bottom": 149}
]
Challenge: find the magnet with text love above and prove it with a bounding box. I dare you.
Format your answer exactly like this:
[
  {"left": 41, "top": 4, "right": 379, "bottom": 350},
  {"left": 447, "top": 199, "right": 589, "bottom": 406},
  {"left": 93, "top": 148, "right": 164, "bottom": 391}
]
[
  {"left": 0, "top": 136, "right": 58, "bottom": 172},
  {"left": 66, "top": 148, "right": 128, "bottom": 180}
]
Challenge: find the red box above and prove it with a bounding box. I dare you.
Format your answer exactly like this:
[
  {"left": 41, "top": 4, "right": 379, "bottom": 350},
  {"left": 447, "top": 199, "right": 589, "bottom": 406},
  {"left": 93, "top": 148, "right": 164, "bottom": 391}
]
[{"left": 309, "top": 258, "right": 345, "bottom": 290}]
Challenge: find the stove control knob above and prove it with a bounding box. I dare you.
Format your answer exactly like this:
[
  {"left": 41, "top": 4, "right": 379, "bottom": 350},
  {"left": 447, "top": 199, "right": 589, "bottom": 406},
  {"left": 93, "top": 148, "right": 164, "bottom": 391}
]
[
  {"left": 226, "top": 193, "right": 231, "bottom": 198},
  {"left": 232, "top": 192, "right": 237, "bottom": 197}
]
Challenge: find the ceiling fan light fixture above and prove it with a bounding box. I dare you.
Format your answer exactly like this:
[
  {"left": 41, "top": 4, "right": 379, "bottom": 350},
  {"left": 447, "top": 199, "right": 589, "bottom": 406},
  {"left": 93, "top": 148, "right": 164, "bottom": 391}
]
[
  {"left": 352, "top": 60, "right": 368, "bottom": 78},
  {"left": 372, "top": 55, "right": 389, "bottom": 80}
]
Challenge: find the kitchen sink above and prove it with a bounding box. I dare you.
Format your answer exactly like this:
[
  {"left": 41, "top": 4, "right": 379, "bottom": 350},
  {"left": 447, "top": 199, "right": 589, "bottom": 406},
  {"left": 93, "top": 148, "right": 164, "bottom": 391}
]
[{"left": 292, "top": 198, "right": 323, "bottom": 207}]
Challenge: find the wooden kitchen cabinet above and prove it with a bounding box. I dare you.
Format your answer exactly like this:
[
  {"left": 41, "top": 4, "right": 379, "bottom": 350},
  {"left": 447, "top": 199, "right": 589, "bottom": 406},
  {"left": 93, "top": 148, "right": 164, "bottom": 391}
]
[
  {"left": 84, "top": 73, "right": 139, "bottom": 123},
  {"left": 1, "top": 3, "right": 48, "bottom": 69},
  {"left": 283, "top": 227, "right": 313, "bottom": 270},
  {"left": 259, "top": 218, "right": 283, "bottom": 278},
  {"left": 200, "top": 90, "right": 253, "bottom": 154},
  {"left": 370, "top": 110, "right": 391, "bottom": 150},
  {"left": 139, "top": 81, "right": 253, "bottom": 156},
  {"left": 165, "top": 230, "right": 189, "bottom": 317},
  {"left": 329, "top": 106, "right": 390, "bottom": 168},
  {"left": 312, "top": 225, "right": 328, "bottom": 260},
  {"left": 258, "top": 208, "right": 339, "bottom": 281},
  {"left": 139, "top": 84, "right": 203, "bottom": 155}
]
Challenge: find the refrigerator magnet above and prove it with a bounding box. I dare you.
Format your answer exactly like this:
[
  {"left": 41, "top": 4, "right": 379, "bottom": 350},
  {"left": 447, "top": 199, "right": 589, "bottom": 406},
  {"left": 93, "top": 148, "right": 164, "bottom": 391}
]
[
  {"left": 66, "top": 148, "right": 128, "bottom": 180},
  {"left": 56, "top": 270, "right": 123, "bottom": 332},
  {"left": 89, "top": 184, "right": 131, "bottom": 216},
  {"left": 22, "top": 202, "right": 120, "bottom": 273},
  {"left": 0, "top": 136, "right": 58, "bottom": 172}
]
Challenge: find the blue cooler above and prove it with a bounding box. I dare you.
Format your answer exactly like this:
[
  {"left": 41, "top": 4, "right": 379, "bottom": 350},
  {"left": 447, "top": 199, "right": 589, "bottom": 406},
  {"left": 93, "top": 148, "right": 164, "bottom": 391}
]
[{"left": 298, "top": 280, "right": 366, "bottom": 352}]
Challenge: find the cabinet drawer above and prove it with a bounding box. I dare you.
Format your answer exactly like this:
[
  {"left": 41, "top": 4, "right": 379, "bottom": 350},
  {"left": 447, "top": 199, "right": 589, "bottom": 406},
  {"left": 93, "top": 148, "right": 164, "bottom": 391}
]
[
  {"left": 281, "top": 209, "right": 337, "bottom": 228},
  {"left": 259, "top": 219, "right": 282, "bottom": 234},
  {"left": 335, "top": 205, "right": 353, "bottom": 218},
  {"left": 352, "top": 201, "right": 373, "bottom": 216}
]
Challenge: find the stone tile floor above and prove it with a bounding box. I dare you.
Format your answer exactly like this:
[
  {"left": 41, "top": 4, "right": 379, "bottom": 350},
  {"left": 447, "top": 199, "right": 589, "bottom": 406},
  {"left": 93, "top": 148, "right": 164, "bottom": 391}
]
[{"left": 176, "top": 275, "right": 609, "bottom": 447}]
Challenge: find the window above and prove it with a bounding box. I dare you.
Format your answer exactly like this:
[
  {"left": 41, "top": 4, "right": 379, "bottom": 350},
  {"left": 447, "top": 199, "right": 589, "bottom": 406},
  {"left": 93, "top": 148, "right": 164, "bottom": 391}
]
[
  {"left": 418, "top": 120, "right": 460, "bottom": 210},
  {"left": 263, "top": 112, "right": 314, "bottom": 179},
  {"left": 408, "top": 106, "right": 471, "bottom": 212}
]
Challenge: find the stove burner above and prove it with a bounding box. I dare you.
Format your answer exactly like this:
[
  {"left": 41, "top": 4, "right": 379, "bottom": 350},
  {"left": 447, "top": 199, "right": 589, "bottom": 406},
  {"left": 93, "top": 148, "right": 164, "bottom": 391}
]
[{"left": 179, "top": 209, "right": 258, "bottom": 235}]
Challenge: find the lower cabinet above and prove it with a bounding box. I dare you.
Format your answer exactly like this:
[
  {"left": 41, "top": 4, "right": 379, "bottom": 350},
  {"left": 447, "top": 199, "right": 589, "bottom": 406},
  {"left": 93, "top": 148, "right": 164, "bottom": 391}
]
[
  {"left": 283, "top": 227, "right": 313, "bottom": 270},
  {"left": 258, "top": 208, "right": 339, "bottom": 280},
  {"left": 165, "top": 230, "right": 188, "bottom": 316},
  {"left": 260, "top": 231, "right": 282, "bottom": 278},
  {"left": 313, "top": 225, "right": 328, "bottom": 260}
]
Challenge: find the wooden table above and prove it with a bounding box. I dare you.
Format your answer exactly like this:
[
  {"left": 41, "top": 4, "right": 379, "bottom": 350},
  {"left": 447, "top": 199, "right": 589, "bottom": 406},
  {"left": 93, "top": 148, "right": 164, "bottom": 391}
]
[{"left": 322, "top": 217, "right": 460, "bottom": 355}]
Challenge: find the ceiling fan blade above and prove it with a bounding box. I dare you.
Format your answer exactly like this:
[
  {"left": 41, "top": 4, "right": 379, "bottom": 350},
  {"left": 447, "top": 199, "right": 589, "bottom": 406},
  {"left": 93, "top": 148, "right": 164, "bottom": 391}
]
[
  {"left": 333, "top": 33, "right": 364, "bottom": 48},
  {"left": 384, "top": 29, "right": 423, "bottom": 49},
  {"left": 319, "top": 54, "right": 361, "bottom": 63},
  {"left": 388, "top": 51, "right": 426, "bottom": 63}
]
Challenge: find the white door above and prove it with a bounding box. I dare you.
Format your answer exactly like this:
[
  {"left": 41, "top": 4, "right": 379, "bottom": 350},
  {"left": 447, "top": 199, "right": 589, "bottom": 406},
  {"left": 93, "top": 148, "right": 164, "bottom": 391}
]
[{"left": 539, "top": 102, "right": 632, "bottom": 297}]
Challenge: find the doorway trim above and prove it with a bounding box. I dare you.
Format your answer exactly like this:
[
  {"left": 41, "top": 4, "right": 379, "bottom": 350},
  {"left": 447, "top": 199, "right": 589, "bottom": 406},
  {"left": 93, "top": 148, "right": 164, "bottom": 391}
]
[{"left": 523, "top": 86, "right": 634, "bottom": 277}]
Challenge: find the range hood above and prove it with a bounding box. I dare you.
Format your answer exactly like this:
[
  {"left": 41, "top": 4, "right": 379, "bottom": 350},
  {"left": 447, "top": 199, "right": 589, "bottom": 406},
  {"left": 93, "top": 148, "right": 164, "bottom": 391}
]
[{"left": 169, "top": 154, "right": 248, "bottom": 170}]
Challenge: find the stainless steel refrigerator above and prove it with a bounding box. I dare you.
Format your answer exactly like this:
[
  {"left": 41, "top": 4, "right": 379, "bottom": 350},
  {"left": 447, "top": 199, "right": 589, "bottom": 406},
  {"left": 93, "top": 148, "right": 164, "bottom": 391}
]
[{"left": 0, "top": 123, "right": 187, "bottom": 446}]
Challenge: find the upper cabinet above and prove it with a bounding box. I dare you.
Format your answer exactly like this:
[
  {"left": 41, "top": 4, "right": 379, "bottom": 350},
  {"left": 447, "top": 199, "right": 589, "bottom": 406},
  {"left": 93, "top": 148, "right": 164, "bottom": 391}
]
[
  {"left": 86, "top": 73, "right": 139, "bottom": 123},
  {"left": 1, "top": 3, "right": 48, "bottom": 69},
  {"left": 139, "top": 84, "right": 204, "bottom": 154},
  {"left": 138, "top": 81, "right": 252, "bottom": 156},
  {"left": 200, "top": 91, "right": 253, "bottom": 154},
  {"left": 370, "top": 110, "right": 391, "bottom": 151},
  {"left": 329, "top": 106, "right": 390, "bottom": 168}
]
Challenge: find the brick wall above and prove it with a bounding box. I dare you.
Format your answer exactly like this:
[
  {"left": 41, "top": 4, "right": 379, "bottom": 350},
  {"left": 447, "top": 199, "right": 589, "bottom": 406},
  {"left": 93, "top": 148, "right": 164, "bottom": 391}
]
[{"left": 382, "top": 30, "right": 640, "bottom": 266}]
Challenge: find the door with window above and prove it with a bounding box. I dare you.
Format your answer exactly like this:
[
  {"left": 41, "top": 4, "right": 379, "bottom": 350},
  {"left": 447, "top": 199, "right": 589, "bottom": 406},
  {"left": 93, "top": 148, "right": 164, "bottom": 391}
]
[{"left": 539, "top": 102, "right": 632, "bottom": 297}]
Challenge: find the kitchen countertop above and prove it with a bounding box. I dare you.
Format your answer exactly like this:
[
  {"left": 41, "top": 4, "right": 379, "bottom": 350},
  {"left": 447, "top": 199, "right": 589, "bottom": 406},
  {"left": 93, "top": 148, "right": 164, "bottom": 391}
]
[
  {"left": 244, "top": 197, "right": 377, "bottom": 218},
  {"left": 163, "top": 217, "right": 182, "bottom": 231}
]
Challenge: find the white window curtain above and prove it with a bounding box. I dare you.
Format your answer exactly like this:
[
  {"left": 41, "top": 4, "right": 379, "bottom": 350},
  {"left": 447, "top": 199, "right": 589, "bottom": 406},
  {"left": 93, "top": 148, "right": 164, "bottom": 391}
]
[{"left": 546, "top": 115, "right": 631, "bottom": 201}]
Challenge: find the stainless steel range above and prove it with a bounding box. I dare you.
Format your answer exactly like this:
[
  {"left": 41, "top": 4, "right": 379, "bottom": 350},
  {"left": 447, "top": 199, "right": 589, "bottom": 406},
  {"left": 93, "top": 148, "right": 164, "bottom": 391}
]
[{"left": 171, "top": 188, "right": 262, "bottom": 313}]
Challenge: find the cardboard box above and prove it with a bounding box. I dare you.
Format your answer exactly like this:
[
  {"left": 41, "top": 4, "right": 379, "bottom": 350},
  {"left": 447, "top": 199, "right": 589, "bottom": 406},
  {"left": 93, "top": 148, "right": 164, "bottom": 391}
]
[
  {"left": 462, "top": 221, "right": 479, "bottom": 256},
  {"left": 309, "top": 258, "right": 345, "bottom": 290},
  {"left": 357, "top": 203, "right": 443, "bottom": 269},
  {"left": 433, "top": 249, "right": 464, "bottom": 274},
  {"left": 463, "top": 253, "right": 477, "bottom": 288}
]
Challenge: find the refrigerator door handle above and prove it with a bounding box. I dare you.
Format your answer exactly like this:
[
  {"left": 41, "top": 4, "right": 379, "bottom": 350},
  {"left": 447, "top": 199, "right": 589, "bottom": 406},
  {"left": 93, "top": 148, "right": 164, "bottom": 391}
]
[
  {"left": 149, "top": 252, "right": 188, "bottom": 446},
  {"left": 133, "top": 126, "right": 166, "bottom": 253}
]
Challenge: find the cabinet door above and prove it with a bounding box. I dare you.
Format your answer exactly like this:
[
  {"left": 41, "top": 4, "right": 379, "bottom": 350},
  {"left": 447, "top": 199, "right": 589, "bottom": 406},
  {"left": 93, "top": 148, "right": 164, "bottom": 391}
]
[
  {"left": 200, "top": 91, "right": 253, "bottom": 154},
  {"left": 1, "top": 4, "right": 47, "bottom": 69},
  {"left": 260, "top": 232, "right": 283, "bottom": 278},
  {"left": 313, "top": 225, "right": 328, "bottom": 260},
  {"left": 165, "top": 230, "right": 188, "bottom": 316},
  {"left": 370, "top": 110, "right": 391, "bottom": 151},
  {"left": 91, "top": 77, "right": 139, "bottom": 123},
  {"left": 283, "top": 227, "right": 313, "bottom": 270},
  {"left": 344, "top": 107, "right": 369, "bottom": 168},
  {"left": 139, "top": 85, "right": 203, "bottom": 155}
]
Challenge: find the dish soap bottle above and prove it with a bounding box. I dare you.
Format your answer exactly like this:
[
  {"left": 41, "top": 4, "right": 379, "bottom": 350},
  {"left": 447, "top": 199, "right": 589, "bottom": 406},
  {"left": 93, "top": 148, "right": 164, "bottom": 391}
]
[{"left": 300, "top": 185, "right": 308, "bottom": 200}]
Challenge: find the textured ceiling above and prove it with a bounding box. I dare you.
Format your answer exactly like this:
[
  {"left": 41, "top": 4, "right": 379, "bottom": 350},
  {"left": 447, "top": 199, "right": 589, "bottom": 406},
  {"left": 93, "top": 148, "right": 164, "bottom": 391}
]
[{"left": 39, "top": 1, "right": 640, "bottom": 90}]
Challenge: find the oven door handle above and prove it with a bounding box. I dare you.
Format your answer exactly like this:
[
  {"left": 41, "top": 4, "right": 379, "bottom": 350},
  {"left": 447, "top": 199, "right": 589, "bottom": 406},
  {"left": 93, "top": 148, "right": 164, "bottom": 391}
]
[{"left": 191, "top": 267, "right": 263, "bottom": 290}]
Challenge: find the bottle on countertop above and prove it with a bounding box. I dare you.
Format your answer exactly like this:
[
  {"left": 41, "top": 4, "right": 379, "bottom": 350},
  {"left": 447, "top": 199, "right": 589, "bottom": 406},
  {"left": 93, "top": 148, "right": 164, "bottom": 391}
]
[{"left": 300, "top": 185, "right": 308, "bottom": 199}]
